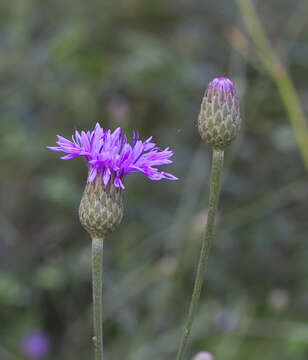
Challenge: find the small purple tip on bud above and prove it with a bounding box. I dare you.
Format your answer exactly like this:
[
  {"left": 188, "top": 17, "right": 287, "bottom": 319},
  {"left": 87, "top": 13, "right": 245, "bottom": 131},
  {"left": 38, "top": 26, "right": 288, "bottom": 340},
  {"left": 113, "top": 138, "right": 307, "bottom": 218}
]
[
  {"left": 207, "top": 77, "right": 236, "bottom": 96},
  {"left": 198, "top": 77, "right": 241, "bottom": 150},
  {"left": 21, "top": 332, "right": 50, "bottom": 359},
  {"left": 193, "top": 351, "right": 214, "bottom": 360}
]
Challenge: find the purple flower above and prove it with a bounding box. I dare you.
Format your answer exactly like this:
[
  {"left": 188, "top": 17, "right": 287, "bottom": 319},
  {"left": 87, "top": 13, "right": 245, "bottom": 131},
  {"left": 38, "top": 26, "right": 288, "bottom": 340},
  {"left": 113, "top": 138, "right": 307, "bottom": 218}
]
[
  {"left": 21, "top": 332, "right": 50, "bottom": 359},
  {"left": 48, "top": 123, "right": 178, "bottom": 189}
]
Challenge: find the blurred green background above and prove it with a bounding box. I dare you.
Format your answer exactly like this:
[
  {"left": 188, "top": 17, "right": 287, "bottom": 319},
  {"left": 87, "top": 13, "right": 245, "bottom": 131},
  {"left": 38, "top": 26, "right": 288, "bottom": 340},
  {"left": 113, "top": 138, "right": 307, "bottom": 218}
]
[{"left": 1, "top": 0, "right": 308, "bottom": 359}]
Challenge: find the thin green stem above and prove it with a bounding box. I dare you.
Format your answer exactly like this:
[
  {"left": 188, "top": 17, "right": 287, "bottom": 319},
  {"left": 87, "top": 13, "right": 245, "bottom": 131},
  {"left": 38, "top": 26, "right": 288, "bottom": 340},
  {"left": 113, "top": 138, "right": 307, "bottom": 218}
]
[
  {"left": 92, "top": 237, "right": 104, "bottom": 360},
  {"left": 176, "top": 149, "right": 224, "bottom": 360},
  {"left": 234, "top": 0, "right": 308, "bottom": 171}
]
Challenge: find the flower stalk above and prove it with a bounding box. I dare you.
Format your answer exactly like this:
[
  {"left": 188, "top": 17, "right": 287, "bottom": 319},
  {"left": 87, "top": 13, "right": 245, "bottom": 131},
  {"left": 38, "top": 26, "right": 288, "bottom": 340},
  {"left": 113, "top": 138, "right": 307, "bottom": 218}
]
[
  {"left": 176, "top": 77, "right": 240, "bottom": 360},
  {"left": 48, "top": 123, "right": 177, "bottom": 360},
  {"left": 176, "top": 149, "right": 224, "bottom": 360},
  {"left": 92, "top": 237, "right": 104, "bottom": 360}
]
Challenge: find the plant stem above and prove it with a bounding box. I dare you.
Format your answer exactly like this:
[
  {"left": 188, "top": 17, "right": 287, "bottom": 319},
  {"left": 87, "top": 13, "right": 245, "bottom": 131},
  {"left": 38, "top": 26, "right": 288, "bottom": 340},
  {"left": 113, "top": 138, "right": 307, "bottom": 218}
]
[
  {"left": 234, "top": 0, "right": 308, "bottom": 172},
  {"left": 176, "top": 149, "right": 224, "bottom": 360},
  {"left": 92, "top": 237, "right": 104, "bottom": 360}
]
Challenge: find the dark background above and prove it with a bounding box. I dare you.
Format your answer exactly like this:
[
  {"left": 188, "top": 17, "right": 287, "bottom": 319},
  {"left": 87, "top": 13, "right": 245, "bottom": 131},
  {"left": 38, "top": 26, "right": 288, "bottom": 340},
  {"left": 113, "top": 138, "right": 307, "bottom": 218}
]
[{"left": 1, "top": 0, "right": 308, "bottom": 359}]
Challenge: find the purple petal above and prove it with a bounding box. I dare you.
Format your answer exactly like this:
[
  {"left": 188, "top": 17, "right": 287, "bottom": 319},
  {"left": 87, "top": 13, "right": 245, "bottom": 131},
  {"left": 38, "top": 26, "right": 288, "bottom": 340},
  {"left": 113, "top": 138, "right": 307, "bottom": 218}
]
[
  {"left": 103, "top": 167, "right": 111, "bottom": 185},
  {"left": 88, "top": 167, "right": 98, "bottom": 182},
  {"left": 60, "top": 153, "right": 80, "bottom": 160},
  {"left": 48, "top": 124, "right": 178, "bottom": 186}
]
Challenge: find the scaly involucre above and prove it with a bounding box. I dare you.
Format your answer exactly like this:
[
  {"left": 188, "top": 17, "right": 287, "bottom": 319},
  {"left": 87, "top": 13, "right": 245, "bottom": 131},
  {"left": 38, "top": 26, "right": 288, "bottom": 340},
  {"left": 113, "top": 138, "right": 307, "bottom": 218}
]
[
  {"left": 198, "top": 77, "right": 241, "bottom": 150},
  {"left": 48, "top": 123, "right": 178, "bottom": 189}
]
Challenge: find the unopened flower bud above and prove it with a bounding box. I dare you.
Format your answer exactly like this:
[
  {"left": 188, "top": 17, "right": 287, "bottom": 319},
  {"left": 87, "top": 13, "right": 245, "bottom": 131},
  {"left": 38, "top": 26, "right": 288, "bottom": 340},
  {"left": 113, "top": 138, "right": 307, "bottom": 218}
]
[
  {"left": 198, "top": 77, "right": 241, "bottom": 150},
  {"left": 79, "top": 174, "right": 124, "bottom": 238}
]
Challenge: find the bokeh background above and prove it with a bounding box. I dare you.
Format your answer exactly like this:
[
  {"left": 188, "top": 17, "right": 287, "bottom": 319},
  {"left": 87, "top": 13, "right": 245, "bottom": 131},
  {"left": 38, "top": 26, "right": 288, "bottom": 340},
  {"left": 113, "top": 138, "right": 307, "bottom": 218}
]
[{"left": 1, "top": 0, "right": 308, "bottom": 359}]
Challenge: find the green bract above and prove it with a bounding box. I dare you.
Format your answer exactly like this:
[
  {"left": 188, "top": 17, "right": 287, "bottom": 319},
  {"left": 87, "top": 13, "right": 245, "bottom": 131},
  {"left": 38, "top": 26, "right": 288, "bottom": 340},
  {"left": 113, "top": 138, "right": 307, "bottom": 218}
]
[{"left": 79, "top": 174, "right": 124, "bottom": 238}]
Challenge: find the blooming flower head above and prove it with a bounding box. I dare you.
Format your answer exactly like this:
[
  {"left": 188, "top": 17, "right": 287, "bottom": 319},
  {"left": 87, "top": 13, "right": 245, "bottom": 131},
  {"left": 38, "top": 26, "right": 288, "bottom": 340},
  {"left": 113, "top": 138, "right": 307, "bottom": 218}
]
[
  {"left": 48, "top": 123, "right": 177, "bottom": 189},
  {"left": 198, "top": 76, "right": 241, "bottom": 150},
  {"left": 21, "top": 332, "right": 50, "bottom": 359}
]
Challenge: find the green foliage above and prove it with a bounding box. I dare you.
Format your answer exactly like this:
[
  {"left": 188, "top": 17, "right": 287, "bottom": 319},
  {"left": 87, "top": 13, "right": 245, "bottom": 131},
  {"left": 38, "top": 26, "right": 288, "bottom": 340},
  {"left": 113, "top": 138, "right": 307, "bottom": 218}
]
[{"left": 1, "top": 0, "right": 308, "bottom": 359}]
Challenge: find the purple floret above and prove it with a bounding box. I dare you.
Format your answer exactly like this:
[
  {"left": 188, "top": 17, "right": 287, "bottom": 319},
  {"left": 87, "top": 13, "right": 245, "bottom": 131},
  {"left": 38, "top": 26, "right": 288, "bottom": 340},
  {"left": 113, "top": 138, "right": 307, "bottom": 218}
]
[
  {"left": 48, "top": 123, "right": 178, "bottom": 189},
  {"left": 206, "top": 77, "right": 236, "bottom": 97}
]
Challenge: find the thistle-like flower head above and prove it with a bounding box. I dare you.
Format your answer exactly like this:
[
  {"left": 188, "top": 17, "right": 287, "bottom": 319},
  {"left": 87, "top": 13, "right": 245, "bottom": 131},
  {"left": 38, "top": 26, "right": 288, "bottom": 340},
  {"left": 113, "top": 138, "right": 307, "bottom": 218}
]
[
  {"left": 48, "top": 123, "right": 177, "bottom": 238},
  {"left": 48, "top": 123, "right": 178, "bottom": 189},
  {"left": 198, "top": 77, "right": 241, "bottom": 150}
]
